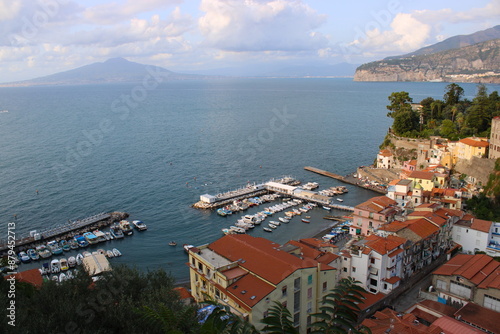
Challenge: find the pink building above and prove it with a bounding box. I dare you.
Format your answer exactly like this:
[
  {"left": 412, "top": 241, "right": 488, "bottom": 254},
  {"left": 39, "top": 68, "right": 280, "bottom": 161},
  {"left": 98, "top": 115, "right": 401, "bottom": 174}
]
[{"left": 350, "top": 196, "right": 399, "bottom": 236}]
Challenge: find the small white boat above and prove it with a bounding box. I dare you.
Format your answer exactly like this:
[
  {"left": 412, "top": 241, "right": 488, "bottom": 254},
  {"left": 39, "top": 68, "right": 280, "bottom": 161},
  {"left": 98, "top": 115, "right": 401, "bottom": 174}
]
[
  {"left": 263, "top": 227, "right": 273, "bottom": 232},
  {"left": 59, "top": 272, "right": 67, "bottom": 282},
  {"left": 106, "top": 231, "right": 114, "bottom": 240},
  {"left": 66, "top": 270, "right": 74, "bottom": 279},
  {"left": 323, "top": 206, "right": 331, "bottom": 211},
  {"left": 337, "top": 198, "right": 344, "bottom": 202},
  {"left": 270, "top": 220, "right": 280, "bottom": 226},
  {"left": 106, "top": 250, "right": 114, "bottom": 258},
  {"left": 51, "top": 275, "right": 59, "bottom": 283},
  {"left": 50, "top": 259, "right": 60, "bottom": 273},
  {"left": 279, "top": 217, "right": 290, "bottom": 223},
  {"left": 268, "top": 223, "right": 278, "bottom": 229},
  {"left": 132, "top": 220, "right": 147, "bottom": 231},
  {"left": 68, "top": 256, "right": 76, "bottom": 268},
  {"left": 76, "top": 253, "right": 84, "bottom": 265},
  {"left": 112, "top": 248, "right": 122, "bottom": 257}
]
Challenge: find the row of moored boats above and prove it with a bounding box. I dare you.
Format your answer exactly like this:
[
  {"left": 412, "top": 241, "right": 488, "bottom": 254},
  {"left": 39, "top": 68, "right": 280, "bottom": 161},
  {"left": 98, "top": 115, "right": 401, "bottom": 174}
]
[
  {"left": 216, "top": 194, "right": 283, "bottom": 216},
  {"left": 221, "top": 199, "right": 318, "bottom": 234}
]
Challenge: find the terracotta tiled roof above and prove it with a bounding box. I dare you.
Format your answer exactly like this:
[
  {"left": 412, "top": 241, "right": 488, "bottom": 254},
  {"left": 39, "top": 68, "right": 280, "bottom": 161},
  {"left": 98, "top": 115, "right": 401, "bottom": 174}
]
[
  {"left": 365, "top": 234, "right": 406, "bottom": 255},
  {"left": 471, "top": 218, "right": 492, "bottom": 233},
  {"left": 478, "top": 268, "right": 500, "bottom": 289},
  {"left": 173, "top": 287, "right": 193, "bottom": 300},
  {"left": 358, "top": 291, "right": 386, "bottom": 311},
  {"left": 433, "top": 254, "right": 500, "bottom": 287},
  {"left": 4, "top": 268, "right": 43, "bottom": 288},
  {"left": 286, "top": 240, "right": 322, "bottom": 259},
  {"left": 355, "top": 196, "right": 397, "bottom": 214},
  {"left": 388, "top": 248, "right": 404, "bottom": 258},
  {"left": 406, "top": 219, "right": 439, "bottom": 239},
  {"left": 459, "top": 138, "right": 489, "bottom": 147},
  {"left": 417, "top": 299, "right": 457, "bottom": 317},
  {"left": 454, "top": 302, "right": 499, "bottom": 333},
  {"left": 299, "top": 238, "right": 336, "bottom": 250},
  {"left": 408, "top": 171, "right": 435, "bottom": 180},
  {"left": 383, "top": 276, "right": 401, "bottom": 284},
  {"left": 378, "top": 220, "right": 408, "bottom": 232},
  {"left": 378, "top": 149, "right": 393, "bottom": 157},
  {"left": 432, "top": 316, "right": 482, "bottom": 333},
  {"left": 222, "top": 274, "right": 275, "bottom": 309},
  {"left": 389, "top": 179, "right": 400, "bottom": 186},
  {"left": 209, "top": 234, "right": 321, "bottom": 285},
  {"left": 222, "top": 267, "right": 248, "bottom": 280},
  {"left": 361, "top": 307, "right": 434, "bottom": 334},
  {"left": 316, "top": 252, "right": 340, "bottom": 265}
]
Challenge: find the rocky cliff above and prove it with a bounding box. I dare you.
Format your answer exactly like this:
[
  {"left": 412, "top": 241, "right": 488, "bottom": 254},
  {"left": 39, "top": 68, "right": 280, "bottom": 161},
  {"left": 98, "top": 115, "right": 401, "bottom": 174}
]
[{"left": 354, "top": 39, "right": 500, "bottom": 83}]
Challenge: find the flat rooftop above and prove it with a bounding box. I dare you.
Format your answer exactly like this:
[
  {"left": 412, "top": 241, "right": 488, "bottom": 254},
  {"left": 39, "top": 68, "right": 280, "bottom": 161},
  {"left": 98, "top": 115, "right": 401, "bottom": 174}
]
[{"left": 198, "top": 247, "right": 232, "bottom": 269}]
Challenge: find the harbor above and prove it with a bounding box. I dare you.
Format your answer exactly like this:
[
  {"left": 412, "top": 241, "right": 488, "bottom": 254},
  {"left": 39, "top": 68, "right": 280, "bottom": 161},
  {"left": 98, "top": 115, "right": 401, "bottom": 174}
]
[
  {"left": 0, "top": 211, "right": 129, "bottom": 254},
  {"left": 304, "top": 166, "right": 387, "bottom": 194}
]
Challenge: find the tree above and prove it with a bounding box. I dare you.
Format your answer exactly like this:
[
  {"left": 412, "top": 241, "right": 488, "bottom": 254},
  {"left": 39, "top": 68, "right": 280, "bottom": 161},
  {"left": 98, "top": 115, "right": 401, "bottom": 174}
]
[
  {"left": 386, "top": 91, "right": 413, "bottom": 118},
  {"left": 310, "top": 277, "right": 370, "bottom": 334},
  {"left": 466, "top": 84, "right": 491, "bottom": 134},
  {"left": 199, "top": 299, "right": 259, "bottom": 334},
  {"left": 261, "top": 301, "right": 298, "bottom": 334},
  {"left": 444, "top": 83, "right": 464, "bottom": 106},
  {"left": 392, "top": 109, "right": 419, "bottom": 136}
]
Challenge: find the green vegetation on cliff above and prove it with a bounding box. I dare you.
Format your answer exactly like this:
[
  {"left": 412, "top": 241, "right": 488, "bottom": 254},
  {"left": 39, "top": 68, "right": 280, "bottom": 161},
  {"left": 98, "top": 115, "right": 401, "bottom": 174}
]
[{"left": 386, "top": 83, "right": 500, "bottom": 139}]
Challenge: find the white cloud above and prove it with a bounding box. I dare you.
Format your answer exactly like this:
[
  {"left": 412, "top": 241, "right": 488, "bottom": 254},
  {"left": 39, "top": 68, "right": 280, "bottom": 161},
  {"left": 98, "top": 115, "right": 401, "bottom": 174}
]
[
  {"left": 198, "top": 0, "right": 328, "bottom": 52},
  {"left": 0, "top": 0, "right": 22, "bottom": 21}
]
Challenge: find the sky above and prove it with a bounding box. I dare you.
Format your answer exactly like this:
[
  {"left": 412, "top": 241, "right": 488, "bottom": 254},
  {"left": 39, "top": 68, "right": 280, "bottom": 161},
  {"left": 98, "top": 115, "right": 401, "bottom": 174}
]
[{"left": 0, "top": 0, "right": 499, "bottom": 82}]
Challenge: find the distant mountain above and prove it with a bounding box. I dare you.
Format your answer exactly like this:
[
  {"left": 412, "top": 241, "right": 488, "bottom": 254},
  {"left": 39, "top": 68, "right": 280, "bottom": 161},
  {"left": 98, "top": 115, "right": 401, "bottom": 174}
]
[
  {"left": 0, "top": 58, "right": 209, "bottom": 87},
  {"left": 355, "top": 35, "right": 500, "bottom": 83},
  {"left": 385, "top": 25, "right": 500, "bottom": 60}
]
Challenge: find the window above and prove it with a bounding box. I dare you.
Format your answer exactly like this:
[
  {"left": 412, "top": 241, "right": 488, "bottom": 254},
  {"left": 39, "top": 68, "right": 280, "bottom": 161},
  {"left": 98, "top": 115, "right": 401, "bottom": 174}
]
[
  {"left": 370, "top": 258, "right": 375, "bottom": 264},
  {"left": 294, "top": 312, "right": 300, "bottom": 326},
  {"left": 322, "top": 282, "right": 327, "bottom": 292},
  {"left": 484, "top": 295, "right": 500, "bottom": 312},
  {"left": 294, "top": 277, "right": 301, "bottom": 291},
  {"left": 307, "top": 287, "right": 312, "bottom": 299},
  {"left": 307, "top": 302, "right": 312, "bottom": 313},
  {"left": 370, "top": 278, "right": 377, "bottom": 286},
  {"left": 191, "top": 257, "right": 195, "bottom": 265},
  {"left": 294, "top": 291, "right": 301, "bottom": 312},
  {"left": 343, "top": 267, "right": 347, "bottom": 272},
  {"left": 308, "top": 274, "right": 312, "bottom": 285},
  {"left": 307, "top": 315, "right": 312, "bottom": 326},
  {"left": 450, "top": 281, "right": 471, "bottom": 299},
  {"left": 384, "top": 283, "right": 388, "bottom": 290},
  {"left": 198, "top": 262, "right": 203, "bottom": 271},
  {"left": 282, "top": 286, "right": 287, "bottom": 297},
  {"left": 352, "top": 267, "right": 356, "bottom": 272},
  {"left": 456, "top": 234, "right": 461, "bottom": 241}
]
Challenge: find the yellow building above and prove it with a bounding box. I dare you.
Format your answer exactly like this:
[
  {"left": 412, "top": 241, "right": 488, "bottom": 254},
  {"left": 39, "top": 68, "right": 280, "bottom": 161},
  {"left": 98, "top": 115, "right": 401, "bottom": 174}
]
[
  {"left": 407, "top": 171, "right": 436, "bottom": 191},
  {"left": 187, "top": 234, "right": 339, "bottom": 332},
  {"left": 454, "top": 137, "right": 489, "bottom": 160}
]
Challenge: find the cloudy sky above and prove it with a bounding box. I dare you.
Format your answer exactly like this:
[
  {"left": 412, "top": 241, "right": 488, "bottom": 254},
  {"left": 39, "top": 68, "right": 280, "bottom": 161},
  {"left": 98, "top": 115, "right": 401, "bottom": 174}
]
[{"left": 0, "top": 0, "right": 499, "bottom": 82}]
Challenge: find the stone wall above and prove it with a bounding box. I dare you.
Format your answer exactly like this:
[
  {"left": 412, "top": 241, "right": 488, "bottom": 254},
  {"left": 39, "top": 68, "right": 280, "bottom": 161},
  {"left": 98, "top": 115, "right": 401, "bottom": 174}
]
[{"left": 454, "top": 156, "right": 496, "bottom": 186}]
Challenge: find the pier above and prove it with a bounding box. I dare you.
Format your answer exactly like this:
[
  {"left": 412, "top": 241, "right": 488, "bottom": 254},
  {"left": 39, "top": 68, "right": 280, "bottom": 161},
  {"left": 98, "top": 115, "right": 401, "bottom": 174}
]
[
  {"left": 0, "top": 211, "right": 128, "bottom": 254},
  {"left": 304, "top": 166, "right": 387, "bottom": 194}
]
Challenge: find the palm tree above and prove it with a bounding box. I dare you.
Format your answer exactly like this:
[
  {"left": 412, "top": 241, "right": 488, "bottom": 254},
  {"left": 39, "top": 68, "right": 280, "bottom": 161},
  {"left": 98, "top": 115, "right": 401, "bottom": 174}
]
[
  {"left": 198, "top": 299, "right": 259, "bottom": 334},
  {"left": 310, "top": 277, "right": 371, "bottom": 334},
  {"left": 261, "top": 301, "right": 299, "bottom": 334},
  {"left": 139, "top": 303, "right": 199, "bottom": 334}
]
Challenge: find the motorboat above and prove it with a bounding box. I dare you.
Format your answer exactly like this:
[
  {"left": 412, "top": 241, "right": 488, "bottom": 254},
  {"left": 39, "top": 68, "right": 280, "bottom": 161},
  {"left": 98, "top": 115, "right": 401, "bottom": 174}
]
[
  {"left": 82, "top": 251, "right": 91, "bottom": 257},
  {"left": 59, "top": 258, "right": 69, "bottom": 271},
  {"left": 40, "top": 262, "right": 50, "bottom": 275},
  {"left": 27, "top": 248, "right": 40, "bottom": 261},
  {"left": 221, "top": 228, "right": 235, "bottom": 235},
  {"left": 268, "top": 223, "right": 278, "bottom": 229},
  {"left": 93, "top": 230, "right": 107, "bottom": 243},
  {"left": 68, "top": 256, "right": 76, "bottom": 268},
  {"left": 50, "top": 259, "right": 60, "bottom": 273},
  {"left": 75, "top": 253, "right": 84, "bottom": 265},
  {"left": 106, "top": 250, "right": 114, "bottom": 258},
  {"left": 68, "top": 239, "right": 79, "bottom": 250},
  {"left": 36, "top": 245, "right": 52, "bottom": 259},
  {"left": 301, "top": 219, "right": 311, "bottom": 224},
  {"left": 110, "top": 224, "right": 124, "bottom": 239},
  {"left": 59, "top": 240, "right": 71, "bottom": 252},
  {"left": 18, "top": 251, "right": 31, "bottom": 263},
  {"left": 105, "top": 231, "right": 112, "bottom": 240},
  {"left": 168, "top": 241, "right": 177, "bottom": 246},
  {"left": 74, "top": 235, "right": 89, "bottom": 248},
  {"left": 119, "top": 220, "right": 134, "bottom": 236},
  {"left": 263, "top": 227, "right": 273, "bottom": 232},
  {"left": 112, "top": 248, "right": 122, "bottom": 257},
  {"left": 66, "top": 270, "right": 74, "bottom": 279},
  {"left": 47, "top": 240, "right": 63, "bottom": 255},
  {"left": 132, "top": 220, "right": 147, "bottom": 231}
]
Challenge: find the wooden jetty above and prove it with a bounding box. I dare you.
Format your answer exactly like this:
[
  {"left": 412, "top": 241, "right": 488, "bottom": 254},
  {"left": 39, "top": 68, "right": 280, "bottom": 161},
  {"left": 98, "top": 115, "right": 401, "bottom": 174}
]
[
  {"left": 304, "top": 166, "right": 387, "bottom": 194},
  {"left": 0, "top": 211, "right": 128, "bottom": 254}
]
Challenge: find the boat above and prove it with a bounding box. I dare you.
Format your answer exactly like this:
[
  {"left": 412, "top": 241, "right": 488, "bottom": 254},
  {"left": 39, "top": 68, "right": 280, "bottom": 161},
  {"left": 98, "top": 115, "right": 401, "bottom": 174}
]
[
  {"left": 51, "top": 275, "right": 59, "bottom": 283},
  {"left": 74, "top": 235, "right": 89, "bottom": 248},
  {"left": 83, "top": 232, "right": 100, "bottom": 245},
  {"left": 59, "top": 240, "right": 71, "bottom": 252},
  {"left": 183, "top": 244, "right": 194, "bottom": 253},
  {"left": 50, "top": 259, "right": 60, "bottom": 273},
  {"left": 68, "top": 239, "right": 79, "bottom": 250},
  {"left": 68, "top": 256, "right": 76, "bottom": 268},
  {"left": 66, "top": 270, "right": 74, "bottom": 279},
  {"left": 105, "top": 231, "right": 112, "bottom": 240},
  {"left": 168, "top": 241, "right": 177, "bottom": 246},
  {"left": 221, "top": 228, "right": 235, "bottom": 235},
  {"left": 336, "top": 198, "right": 344, "bottom": 202},
  {"left": 96, "top": 249, "right": 106, "bottom": 255},
  {"left": 301, "top": 219, "right": 310, "bottom": 223},
  {"left": 132, "top": 220, "right": 147, "bottom": 231},
  {"left": 59, "top": 272, "right": 67, "bottom": 282},
  {"left": 268, "top": 223, "right": 278, "bottom": 229},
  {"left": 75, "top": 253, "right": 84, "bottom": 265},
  {"left": 47, "top": 240, "right": 63, "bottom": 255},
  {"left": 27, "top": 248, "right": 40, "bottom": 261},
  {"left": 106, "top": 250, "right": 114, "bottom": 258},
  {"left": 59, "top": 258, "right": 69, "bottom": 271},
  {"left": 36, "top": 245, "right": 52, "bottom": 259},
  {"left": 82, "top": 251, "right": 91, "bottom": 257},
  {"left": 323, "top": 206, "right": 331, "bottom": 211},
  {"left": 93, "top": 230, "right": 108, "bottom": 243},
  {"left": 110, "top": 224, "right": 124, "bottom": 239},
  {"left": 119, "top": 220, "right": 134, "bottom": 236},
  {"left": 279, "top": 217, "right": 290, "bottom": 223},
  {"left": 263, "top": 227, "right": 273, "bottom": 232},
  {"left": 269, "top": 220, "right": 280, "bottom": 226},
  {"left": 40, "top": 262, "right": 50, "bottom": 275},
  {"left": 112, "top": 248, "right": 122, "bottom": 257},
  {"left": 18, "top": 251, "right": 31, "bottom": 263}
]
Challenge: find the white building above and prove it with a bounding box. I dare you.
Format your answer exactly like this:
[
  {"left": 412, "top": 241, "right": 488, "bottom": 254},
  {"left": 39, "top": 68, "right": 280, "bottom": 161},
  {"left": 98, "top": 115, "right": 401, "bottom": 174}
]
[
  {"left": 452, "top": 217, "right": 492, "bottom": 254},
  {"left": 376, "top": 149, "right": 393, "bottom": 169}
]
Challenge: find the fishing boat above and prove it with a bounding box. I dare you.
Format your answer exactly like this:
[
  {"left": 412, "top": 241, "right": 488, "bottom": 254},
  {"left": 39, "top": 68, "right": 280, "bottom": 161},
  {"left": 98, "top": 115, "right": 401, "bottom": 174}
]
[
  {"left": 40, "top": 262, "right": 50, "bottom": 275},
  {"left": 93, "top": 230, "right": 108, "bottom": 243},
  {"left": 59, "top": 272, "right": 67, "bottom": 282},
  {"left": 301, "top": 219, "right": 310, "bottom": 223},
  {"left": 269, "top": 220, "right": 280, "bottom": 226},
  {"left": 168, "top": 241, "right": 177, "bottom": 246},
  {"left": 27, "top": 248, "right": 40, "bottom": 261},
  {"left": 105, "top": 231, "right": 113, "bottom": 240},
  {"left": 132, "top": 220, "right": 147, "bottom": 231},
  {"left": 112, "top": 248, "right": 122, "bottom": 257},
  {"left": 263, "top": 227, "right": 273, "bottom": 232}
]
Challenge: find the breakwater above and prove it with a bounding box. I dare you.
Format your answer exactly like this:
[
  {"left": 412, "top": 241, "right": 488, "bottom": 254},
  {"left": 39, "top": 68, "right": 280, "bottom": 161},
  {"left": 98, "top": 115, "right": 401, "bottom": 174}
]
[{"left": 304, "top": 166, "right": 387, "bottom": 194}]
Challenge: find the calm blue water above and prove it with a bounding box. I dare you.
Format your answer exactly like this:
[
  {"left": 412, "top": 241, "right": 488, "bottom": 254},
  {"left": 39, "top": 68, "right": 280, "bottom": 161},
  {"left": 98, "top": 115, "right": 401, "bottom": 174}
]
[{"left": 1, "top": 78, "right": 498, "bottom": 281}]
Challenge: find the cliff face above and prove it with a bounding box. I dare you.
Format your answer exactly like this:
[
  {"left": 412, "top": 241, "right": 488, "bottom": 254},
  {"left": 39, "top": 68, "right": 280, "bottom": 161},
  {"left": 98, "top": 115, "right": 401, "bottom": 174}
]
[{"left": 354, "top": 39, "right": 500, "bottom": 83}]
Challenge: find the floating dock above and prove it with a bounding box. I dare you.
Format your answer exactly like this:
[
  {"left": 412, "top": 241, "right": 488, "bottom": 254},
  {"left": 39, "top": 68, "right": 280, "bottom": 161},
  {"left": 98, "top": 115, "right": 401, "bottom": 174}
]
[
  {"left": 304, "top": 166, "right": 387, "bottom": 194},
  {"left": 0, "top": 211, "right": 128, "bottom": 254}
]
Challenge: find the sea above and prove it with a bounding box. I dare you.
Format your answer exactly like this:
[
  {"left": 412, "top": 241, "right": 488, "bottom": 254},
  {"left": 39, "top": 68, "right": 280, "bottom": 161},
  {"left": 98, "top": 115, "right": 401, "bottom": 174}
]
[{"left": 1, "top": 78, "right": 499, "bottom": 282}]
